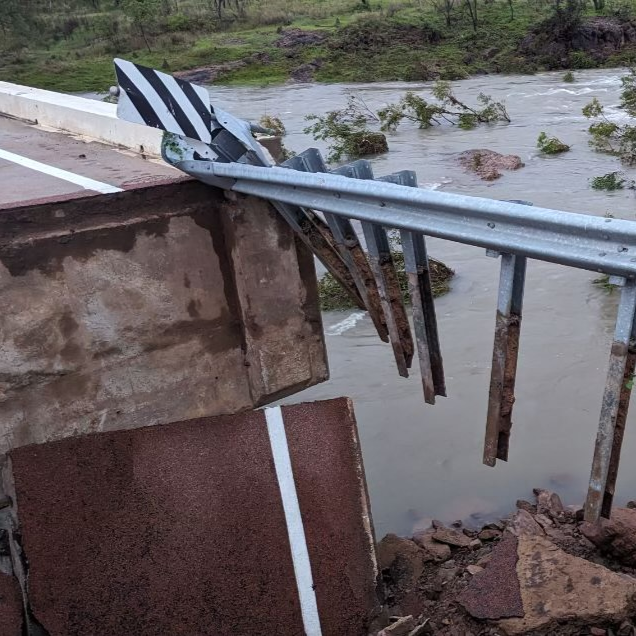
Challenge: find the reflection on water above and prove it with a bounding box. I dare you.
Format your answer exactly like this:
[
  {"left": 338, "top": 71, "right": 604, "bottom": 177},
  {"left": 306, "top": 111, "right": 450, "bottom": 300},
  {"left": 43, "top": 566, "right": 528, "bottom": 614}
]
[{"left": 207, "top": 70, "right": 636, "bottom": 537}]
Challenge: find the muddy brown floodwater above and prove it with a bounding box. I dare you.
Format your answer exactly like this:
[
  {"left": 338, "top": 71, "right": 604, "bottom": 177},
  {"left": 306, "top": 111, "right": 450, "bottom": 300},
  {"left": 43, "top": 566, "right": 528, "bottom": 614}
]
[{"left": 208, "top": 69, "right": 636, "bottom": 537}]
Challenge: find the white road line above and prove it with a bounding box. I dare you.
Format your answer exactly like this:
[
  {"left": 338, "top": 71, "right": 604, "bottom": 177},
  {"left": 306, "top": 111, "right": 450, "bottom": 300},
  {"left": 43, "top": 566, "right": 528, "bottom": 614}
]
[
  {"left": 0, "top": 148, "right": 123, "bottom": 195},
  {"left": 265, "top": 406, "right": 323, "bottom": 636}
]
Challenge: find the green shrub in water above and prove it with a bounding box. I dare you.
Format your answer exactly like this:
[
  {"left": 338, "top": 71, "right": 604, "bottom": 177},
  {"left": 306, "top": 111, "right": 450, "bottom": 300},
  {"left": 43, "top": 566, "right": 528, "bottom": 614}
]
[{"left": 537, "top": 131, "right": 570, "bottom": 154}]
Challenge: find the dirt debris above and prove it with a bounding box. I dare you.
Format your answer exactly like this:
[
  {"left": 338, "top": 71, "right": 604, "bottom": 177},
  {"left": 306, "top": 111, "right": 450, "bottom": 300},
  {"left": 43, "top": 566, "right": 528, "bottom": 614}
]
[
  {"left": 458, "top": 149, "right": 524, "bottom": 181},
  {"left": 275, "top": 28, "right": 327, "bottom": 49},
  {"left": 373, "top": 489, "right": 636, "bottom": 636}
]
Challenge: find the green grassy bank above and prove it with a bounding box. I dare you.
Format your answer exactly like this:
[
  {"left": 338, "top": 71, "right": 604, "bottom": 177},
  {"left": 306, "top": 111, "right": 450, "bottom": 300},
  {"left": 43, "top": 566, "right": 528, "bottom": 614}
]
[{"left": 3, "top": 0, "right": 636, "bottom": 93}]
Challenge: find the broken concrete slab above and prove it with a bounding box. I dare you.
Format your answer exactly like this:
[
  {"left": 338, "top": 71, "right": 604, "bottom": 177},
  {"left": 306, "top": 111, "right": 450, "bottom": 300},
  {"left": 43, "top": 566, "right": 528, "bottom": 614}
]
[
  {"left": 457, "top": 534, "right": 523, "bottom": 620},
  {"left": 0, "top": 182, "right": 327, "bottom": 455},
  {"left": 7, "top": 398, "right": 379, "bottom": 636},
  {"left": 499, "top": 535, "right": 636, "bottom": 635}
]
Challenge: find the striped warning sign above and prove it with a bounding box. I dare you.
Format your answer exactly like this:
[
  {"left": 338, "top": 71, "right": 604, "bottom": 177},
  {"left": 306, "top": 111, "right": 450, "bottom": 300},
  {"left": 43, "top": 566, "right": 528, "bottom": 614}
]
[{"left": 114, "top": 58, "right": 213, "bottom": 143}]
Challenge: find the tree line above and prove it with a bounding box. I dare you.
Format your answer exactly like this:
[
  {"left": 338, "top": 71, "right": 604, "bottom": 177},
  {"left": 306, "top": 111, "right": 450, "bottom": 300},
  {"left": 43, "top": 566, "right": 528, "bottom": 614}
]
[{"left": 1, "top": 0, "right": 250, "bottom": 49}]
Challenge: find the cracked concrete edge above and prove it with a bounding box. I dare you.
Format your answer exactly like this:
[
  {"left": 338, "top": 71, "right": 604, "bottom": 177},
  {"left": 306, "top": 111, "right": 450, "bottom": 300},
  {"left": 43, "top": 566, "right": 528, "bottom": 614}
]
[{"left": 1, "top": 456, "right": 49, "bottom": 636}]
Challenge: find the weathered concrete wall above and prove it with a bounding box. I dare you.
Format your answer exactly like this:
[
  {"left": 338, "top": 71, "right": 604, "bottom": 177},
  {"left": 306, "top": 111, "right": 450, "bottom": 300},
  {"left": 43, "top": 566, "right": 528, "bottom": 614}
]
[
  {"left": 6, "top": 398, "right": 381, "bottom": 636},
  {"left": 0, "top": 180, "right": 327, "bottom": 454}
]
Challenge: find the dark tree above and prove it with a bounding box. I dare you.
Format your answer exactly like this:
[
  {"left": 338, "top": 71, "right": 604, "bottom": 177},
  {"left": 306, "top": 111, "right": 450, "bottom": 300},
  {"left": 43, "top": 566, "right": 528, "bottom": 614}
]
[
  {"left": 464, "top": 0, "right": 477, "bottom": 31},
  {"left": 434, "top": 0, "right": 456, "bottom": 27}
]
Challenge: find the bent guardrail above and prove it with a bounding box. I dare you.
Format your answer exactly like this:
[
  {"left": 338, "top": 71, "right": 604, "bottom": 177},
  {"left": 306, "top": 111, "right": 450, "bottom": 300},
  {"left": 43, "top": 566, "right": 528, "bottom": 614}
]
[{"left": 114, "top": 58, "right": 636, "bottom": 523}]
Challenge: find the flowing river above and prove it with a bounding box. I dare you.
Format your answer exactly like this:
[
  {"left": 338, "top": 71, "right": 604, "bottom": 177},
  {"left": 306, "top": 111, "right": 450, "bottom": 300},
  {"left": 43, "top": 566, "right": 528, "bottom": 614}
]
[{"left": 206, "top": 69, "right": 636, "bottom": 537}]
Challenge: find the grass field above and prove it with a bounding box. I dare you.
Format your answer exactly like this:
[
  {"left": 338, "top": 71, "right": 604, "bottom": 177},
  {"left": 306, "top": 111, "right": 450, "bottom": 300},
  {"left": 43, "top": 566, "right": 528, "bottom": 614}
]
[{"left": 2, "top": 0, "right": 636, "bottom": 93}]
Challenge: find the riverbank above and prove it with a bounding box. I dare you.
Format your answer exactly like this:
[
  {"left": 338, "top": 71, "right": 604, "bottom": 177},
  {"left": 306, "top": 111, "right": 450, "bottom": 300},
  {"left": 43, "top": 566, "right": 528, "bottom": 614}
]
[
  {"left": 3, "top": 1, "right": 636, "bottom": 93},
  {"left": 375, "top": 489, "right": 636, "bottom": 635}
]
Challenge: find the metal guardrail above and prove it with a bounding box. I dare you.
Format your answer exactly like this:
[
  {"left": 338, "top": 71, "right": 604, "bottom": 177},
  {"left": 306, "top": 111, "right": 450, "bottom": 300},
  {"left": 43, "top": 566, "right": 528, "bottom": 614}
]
[{"left": 115, "top": 59, "right": 636, "bottom": 524}]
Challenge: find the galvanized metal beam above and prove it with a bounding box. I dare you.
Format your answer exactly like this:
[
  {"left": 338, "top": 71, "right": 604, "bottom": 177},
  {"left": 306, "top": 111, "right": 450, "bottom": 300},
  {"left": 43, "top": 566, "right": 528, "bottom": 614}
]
[{"left": 180, "top": 161, "right": 636, "bottom": 279}]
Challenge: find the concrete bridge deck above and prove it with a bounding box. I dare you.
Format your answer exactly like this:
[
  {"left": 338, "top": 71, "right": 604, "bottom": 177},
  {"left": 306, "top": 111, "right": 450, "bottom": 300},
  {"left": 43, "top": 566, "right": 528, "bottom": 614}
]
[{"left": 0, "top": 112, "right": 178, "bottom": 208}]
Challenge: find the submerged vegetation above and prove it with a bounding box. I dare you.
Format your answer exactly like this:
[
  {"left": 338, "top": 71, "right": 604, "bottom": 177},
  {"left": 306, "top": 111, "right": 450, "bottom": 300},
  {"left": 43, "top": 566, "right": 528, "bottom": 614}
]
[
  {"left": 590, "top": 171, "right": 636, "bottom": 190},
  {"left": 318, "top": 253, "right": 455, "bottom": 310},
  {"left": 304, "top": 95, "right": 389, "bottom": 162},
  {"left": 377, "top": 81, "right": 510, "bottom": 131},
  {"left": 5, "top": 0, "right": 636, "bottom": 91},
  {"left": 304, "top": 82, "right": 510, "bottom": 161},
  {"left": 537, "top": 131, "right": 571, "bottom": 154},
  {"left": 583, "top": 72, "right": 636, "bottom": 165}
]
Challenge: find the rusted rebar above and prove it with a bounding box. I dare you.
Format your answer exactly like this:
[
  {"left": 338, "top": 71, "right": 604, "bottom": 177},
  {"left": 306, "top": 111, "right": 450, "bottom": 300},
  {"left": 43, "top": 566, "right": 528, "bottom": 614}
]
[
  {"left": 484, "top": 253, "right": 526, "bottom": 467},
  {"left": 586, "top": 279, "right": 636, "bottom": 522}
]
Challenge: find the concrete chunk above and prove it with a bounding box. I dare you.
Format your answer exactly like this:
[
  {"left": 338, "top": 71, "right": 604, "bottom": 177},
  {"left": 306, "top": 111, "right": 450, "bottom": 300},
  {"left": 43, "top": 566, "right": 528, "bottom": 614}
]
[{"left": 8, "top": 398, "right": 379, "bottom": 635}]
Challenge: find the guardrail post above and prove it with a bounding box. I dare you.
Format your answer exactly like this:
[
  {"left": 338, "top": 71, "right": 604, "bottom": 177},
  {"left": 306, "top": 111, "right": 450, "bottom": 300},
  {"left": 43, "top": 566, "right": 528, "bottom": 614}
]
[
  {"left": 339, "top": 161, "right": 414, "bottom": 377},
  {"left": 284, "top": 151, "right": 389, "bottom": 343},
  {"left": 484, "top": 252, "right": 527, "bottom": 467},
  {"left": 585, "top": 277, "right": 636, "bottom": 521},
  {"left": 376, "top": 171, "right": 445, "bottom": 404}
]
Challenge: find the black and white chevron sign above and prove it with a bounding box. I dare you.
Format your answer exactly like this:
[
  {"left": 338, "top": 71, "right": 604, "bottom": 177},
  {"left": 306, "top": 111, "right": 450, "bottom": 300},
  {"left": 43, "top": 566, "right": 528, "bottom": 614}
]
[{"left": 114, "top": 58, "right": 213, "bottom": 143}]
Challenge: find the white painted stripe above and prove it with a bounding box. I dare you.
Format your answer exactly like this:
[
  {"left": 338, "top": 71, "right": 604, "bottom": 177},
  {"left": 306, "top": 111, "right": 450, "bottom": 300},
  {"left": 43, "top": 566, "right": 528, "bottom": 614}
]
[
  {"left": 116, "top": 59, "right": 186, "bottom": 138},
  {"left": 158, "top": 74, "right": 212, "bottom": 143},
  {"left": 265, "top": 406, "right": 323, "bottom": 636},
  {"left": 0, "top": 148, "right": 122, "bottom": 195}
]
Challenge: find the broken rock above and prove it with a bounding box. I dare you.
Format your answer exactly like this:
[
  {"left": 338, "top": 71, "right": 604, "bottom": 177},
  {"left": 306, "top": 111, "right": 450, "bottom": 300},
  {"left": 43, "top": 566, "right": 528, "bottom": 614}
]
[
  {"left": 580, "top": 507, "right": 636, "bottom": 567},
  {"left": 377, "top": 534, "right": 425, "bottom": 595},
  {"left": 412, "top": 530, "right": 451, "bottom": 563},
  {"left": 458, "top": 149, "right": 524, "bottom": 181},
  {"left": 505, "top": 509, "right": 544, "bottom": 537},
  {"left": 533, "top": 488, "right": 564, "bottom": 519},
  {"left": 432, "top": 526, "right": 473, "bottom": 548},
  {"left": 379, "top": 615, "right": 417, "bottom": 636},
  {"left": 478, "top": 528, "right": 502, "bottom": 541},
  {"left": 497, "top": 534, "right": 636, "bottom": 635}
]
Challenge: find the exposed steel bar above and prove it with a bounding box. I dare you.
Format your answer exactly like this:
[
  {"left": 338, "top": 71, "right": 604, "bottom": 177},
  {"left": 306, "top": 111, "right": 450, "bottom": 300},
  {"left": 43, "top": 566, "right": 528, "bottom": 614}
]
[
  {"left": 585, "top": 278, "right": 636, "bottom": 522},
  {"left": 377, "top": 170, "right": 445, "bottom": 403},
  {"left": 282, "top": 152, "right": 389, "bottom": 342},
  {"left": 362, "top": 220, "right": 414, "bottom": 377},
  {"left": 601, "top": 309, "right": 636, "bottom": 518},
  {"left": 337, "top": 160, "right": 414, "bottom": 377},
  {"left": 401, "top": 229, "right": 446, "bottom": 403},
  {"left": 484, "top": 253, "right": 527, "bottom": 467}
]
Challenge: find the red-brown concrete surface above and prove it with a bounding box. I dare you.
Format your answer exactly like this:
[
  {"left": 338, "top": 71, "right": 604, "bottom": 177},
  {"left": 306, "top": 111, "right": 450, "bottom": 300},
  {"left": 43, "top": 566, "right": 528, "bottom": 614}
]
[
  {"left": 284, "top": 400, "right": 381, "bottom": 635},
  {"left": 0, "top": 571, "right": 23, "bottom": 635},
  {"left": 0, "top": 116, "right": 179, "bottom": 208},
  {"left": 8, "top": 398, "right": 380, "bottom": 636}
]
